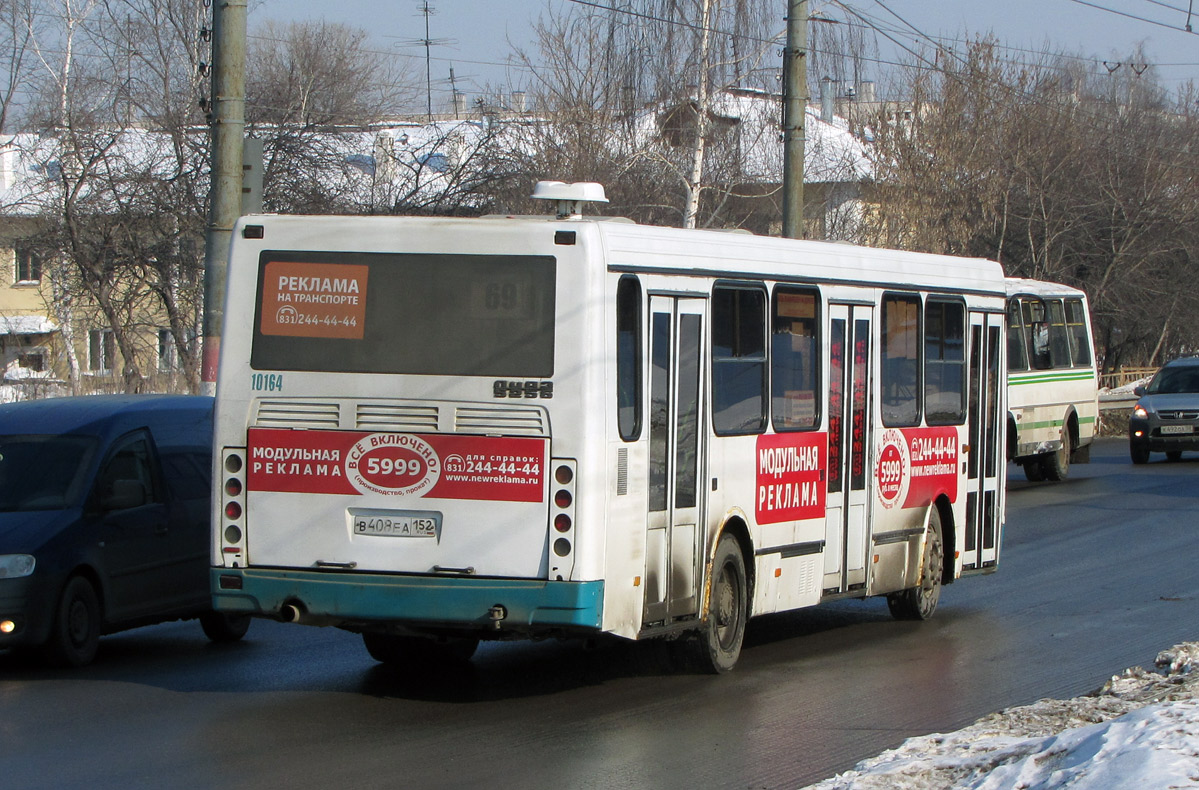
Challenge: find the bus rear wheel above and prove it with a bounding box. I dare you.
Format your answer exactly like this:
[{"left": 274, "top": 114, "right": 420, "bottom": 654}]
[
  {"left": 683, "top": 533, "right": 747, "bottom": 674},
  {"left": 887, "top": 508, "right": 944, "bottom": 621},
  {"left": 363, "top": 632, "right": 479, "bottom": 666},
  {"left": 200, "top": 611, "right": 251, "bottom": 643}
]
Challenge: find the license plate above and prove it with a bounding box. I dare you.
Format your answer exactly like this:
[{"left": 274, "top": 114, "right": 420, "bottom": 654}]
[
  {"left": 1160, "top": 425, "right": 1194, "bottom": 435},
  {"left": 351, "top": 510, "right": 441, "bottom": 538}
]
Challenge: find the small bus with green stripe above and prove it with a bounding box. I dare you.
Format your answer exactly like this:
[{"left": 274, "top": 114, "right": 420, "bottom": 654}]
[{"left": 1005, "top": 278, "right": 1100, "bottom": 482}]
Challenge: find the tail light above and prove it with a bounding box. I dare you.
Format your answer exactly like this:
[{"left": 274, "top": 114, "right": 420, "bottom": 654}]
[
  {"left": 220, "top": 448, "right": 247, "bottom": 567},
  {"left": 548, "top": 458, "right": 577, "bottom": 581}
]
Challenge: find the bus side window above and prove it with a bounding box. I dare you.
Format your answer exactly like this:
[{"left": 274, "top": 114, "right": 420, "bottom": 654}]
[
  {"left": 925, "top": 299, "right": 966, "bottom": 425},
  {"left": 616, "top": 276, "right": 642, "bottom": 441},
  {"left": 1023, "top": 300, "right": 1052, "bottom": 370},
  {"left": 1046, "top": 300, "right": 1071, "bottom": 368},
  {"left": 1066, "top": 298, "right": 1092, "bottom": 366},
  {"left": 712, "top": 284, "right": 767, "bottom": 435},
  {"left": 1007, "top": 299, "right": 1028, "bottom": 371},
  {"left": 771, "top": 286, "right": 820, "bottom": 431},
  {"left": 881, "top": 293, "right": 921, "bottom": 427}
]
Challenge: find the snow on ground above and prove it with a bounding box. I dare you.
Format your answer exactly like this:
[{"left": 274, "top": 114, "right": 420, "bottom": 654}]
[{"left": 803, "top": 642, "right": 1199, "bottom": 789}]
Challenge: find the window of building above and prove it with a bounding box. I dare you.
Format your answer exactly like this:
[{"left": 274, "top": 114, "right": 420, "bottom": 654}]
[
  {"left": 17, "top": 352, "right": 45, "bottom": 372},
  {"left": 925, "top": 299, "right": 966, "bottom": 425},
  {"left": 882, "top": 293, "right": 921, "bottom": 426},
  {"left": 89, "top": 329, "right": 115, "bottom": 372},
  {"left": 771, "top": 286, "right": 820, "bottom": 431},
  {"left": 15, "top": 245, "right": 42, "bottom": 284},
  {"left": 712, "top": 284, "right": 766, "bottom": 435}
]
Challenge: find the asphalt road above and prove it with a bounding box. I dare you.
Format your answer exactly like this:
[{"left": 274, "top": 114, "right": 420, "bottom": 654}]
[{"left": 2, "top": 438, "right": 1196, "bottom": 790}]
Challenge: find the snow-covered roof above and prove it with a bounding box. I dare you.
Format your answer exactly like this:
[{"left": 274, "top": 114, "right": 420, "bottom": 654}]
[
  {"left": 0, "top": 314, "right": 57, "bottom": 335},
  {"left": 1005, "top": 277, "right": 1087, "bottom": 299},
  {"left": 0, "top": 95, "right": 874, "bottom": 214},
  {"left": 704, "top": 89, "right": 873, "bottom": 183}
]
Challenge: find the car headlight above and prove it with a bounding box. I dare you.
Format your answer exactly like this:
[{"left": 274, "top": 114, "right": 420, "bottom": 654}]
[
  {"left": 0, "top": 555, "right": 35, "bottom": 579},
  {"left": 1133, "top": 404, "right": 1148, "bottom": 419}
]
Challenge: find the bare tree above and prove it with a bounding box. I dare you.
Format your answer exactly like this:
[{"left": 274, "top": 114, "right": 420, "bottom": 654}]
[
  {"left": 0, "top": 0, "right": 34, "bottom": 132},
  {"left": 507, "top": 0, "right": 782, "bottom": 229},
  {"left": 865, "top": 39, "right": 1199, "bottom": 369},
  {"left": 247, "top": 20, "right": 419, "bottom": 214}
]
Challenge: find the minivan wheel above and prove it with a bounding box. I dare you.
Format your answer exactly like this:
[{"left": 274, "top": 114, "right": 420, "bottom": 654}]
[
  {"left": 1130, "top": 441, "right": 1150, "bottom": 465},
  {"left": 200, "top": 611, "right": 251, "bottom": 642},
  {"left": 43, "top": 576, "right": 101, "bottom": 667}
]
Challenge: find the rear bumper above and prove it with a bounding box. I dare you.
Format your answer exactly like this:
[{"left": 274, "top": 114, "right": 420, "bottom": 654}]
[{"left": 211, "top": 567, "right": 604, "bottom": 635}]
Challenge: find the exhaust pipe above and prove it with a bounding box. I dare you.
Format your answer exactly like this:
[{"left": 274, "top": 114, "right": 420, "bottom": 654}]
[{"left": 280, "top": 602, "right": 304, "bottom": 623}]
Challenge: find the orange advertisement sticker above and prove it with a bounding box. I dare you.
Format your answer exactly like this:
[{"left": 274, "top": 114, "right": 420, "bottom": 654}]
[{"left": 260, "top": 261, "right": 369, "bottom": 339}]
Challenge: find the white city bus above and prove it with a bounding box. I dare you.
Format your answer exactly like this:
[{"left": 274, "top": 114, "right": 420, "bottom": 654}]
[
  {"left": 211, "top": 182, "right": 1008, "bottom": 673},
  {"left": 1005, "top": 278, "right": 1100, "bottom": 482}
]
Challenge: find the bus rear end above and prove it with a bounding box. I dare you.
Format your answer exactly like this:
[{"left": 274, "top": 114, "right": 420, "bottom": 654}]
[{"left": 210, "top": 216, "right": 601, "bottom": 658}]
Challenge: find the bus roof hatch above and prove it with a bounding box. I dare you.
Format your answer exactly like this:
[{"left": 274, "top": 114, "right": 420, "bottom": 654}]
[{"left": 531, "top": 181, "right": 608, "bottom": 220}]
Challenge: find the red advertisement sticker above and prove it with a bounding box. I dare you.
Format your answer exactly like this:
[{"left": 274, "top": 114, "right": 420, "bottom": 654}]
[
  {"left": 260, "top": 261, "right": 368, "bottom": 339},
  {"left": 247, "top": 428, "right": 546, "bottom": 503},
  {"left": 755, "top": 432, "right": 827, "bottom": 524},
  {"left": 875, "top": 426, "right": 960, "bottom": 509}
]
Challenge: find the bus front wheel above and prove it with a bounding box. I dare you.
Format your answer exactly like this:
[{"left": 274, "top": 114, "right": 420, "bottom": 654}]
[
  {"left": 888, "top": 508, "right": 944, "bottom": 621},
  {"left": 1041, "top": 429, "right": 1072, "bottom": 481}
]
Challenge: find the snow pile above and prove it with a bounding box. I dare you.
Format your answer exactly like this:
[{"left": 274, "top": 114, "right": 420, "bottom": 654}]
[{"left": 804, "top": 642, "right": 1199, "bottom": 789}]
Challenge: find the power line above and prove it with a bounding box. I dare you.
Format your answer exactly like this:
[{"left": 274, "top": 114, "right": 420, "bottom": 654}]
[{"left": 1065, "top": 0, "right": 1199, "bottom": 34}]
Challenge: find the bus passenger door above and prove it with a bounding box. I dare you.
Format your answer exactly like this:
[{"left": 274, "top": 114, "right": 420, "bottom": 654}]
[
  {"left": 964, "top": 312, "right": 1003, "bottom": 569},
  {"left": 644, "top": 296, "right": 706, "bottom": 624},
  {"left": 823, "top": 305, "right": 873, "bottom": 594}
]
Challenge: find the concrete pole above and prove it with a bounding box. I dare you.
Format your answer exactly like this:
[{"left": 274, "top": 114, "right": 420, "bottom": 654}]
[
  {"left": 781, "top": 0, "right": 807, "bottom": 239},
  {"left": 201, "top": 0, "right": 247, "bottom": 395}
]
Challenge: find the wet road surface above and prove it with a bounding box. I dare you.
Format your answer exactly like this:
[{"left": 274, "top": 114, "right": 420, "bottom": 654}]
[{"left": 2, "top": 438, "right": 1196, "bottom": 789}]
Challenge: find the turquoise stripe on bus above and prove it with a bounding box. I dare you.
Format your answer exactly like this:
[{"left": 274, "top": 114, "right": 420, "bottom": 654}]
[{"left": 211, "top": 568, "right": 605, "bottom": 630}]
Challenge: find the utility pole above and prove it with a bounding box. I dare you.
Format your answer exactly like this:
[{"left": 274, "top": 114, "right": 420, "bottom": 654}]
[
  {"left": 781, "top": 0, "right": 807, "bottom": 239},
  {"left": 201, "top": 0, "right": 247, "bottom": 394}
]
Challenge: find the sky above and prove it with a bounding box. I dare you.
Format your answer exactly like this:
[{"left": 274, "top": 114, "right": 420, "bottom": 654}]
[{"left": 249, "top": 0, "right": 1199, "bottom": 113}]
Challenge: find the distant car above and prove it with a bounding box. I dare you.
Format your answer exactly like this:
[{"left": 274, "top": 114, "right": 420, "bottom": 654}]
[
  {"left": 0, "top": 395, "right": 248, "bottom": 666},
  {"left": 1129, "top": 357, "right": 1199, "bottom": 464}
]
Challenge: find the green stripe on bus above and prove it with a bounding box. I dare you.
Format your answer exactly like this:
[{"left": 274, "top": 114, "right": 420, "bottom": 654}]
[
  {"left": 1009, "top": 373, "right": 1096, "bottom": 385},
  {"left": 1017, "top": 415, "right": 1097, "bottom": 430}
]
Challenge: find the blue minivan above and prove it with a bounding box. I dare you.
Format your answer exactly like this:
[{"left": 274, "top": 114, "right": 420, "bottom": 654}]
[{"left": 0, "top": 395, "right": 249, "bottom": 666}]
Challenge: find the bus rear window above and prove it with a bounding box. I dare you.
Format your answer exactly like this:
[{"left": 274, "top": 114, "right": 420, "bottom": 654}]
[{"left": 250, "top": 252, "right": 556, "bottom": 377}]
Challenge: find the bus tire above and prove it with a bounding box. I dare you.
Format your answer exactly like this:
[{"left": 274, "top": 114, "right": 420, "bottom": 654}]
[
  {"left": 43, "top": 576, "right": 102, "bottom": 668},
  {"left": 1022, "top": 460, "right": 1045, "bottom": 482},
  {"left": 200, "top": 611, "right": 251, "bottom": 643},
  {"left": 684, "top": 534, "right": 748, "bottom": 674},
  {"left": 363, "top": 632, "right": 479, "bottom": 665},
  {"left": 1041, "top": 429, "right": 1071, "bottom": 481},
  {"left": 887, "top": 508, "right": 944, "bottom": 621}
]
